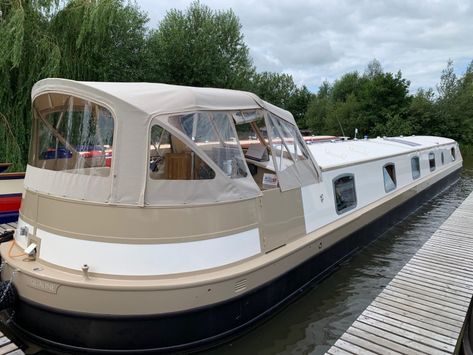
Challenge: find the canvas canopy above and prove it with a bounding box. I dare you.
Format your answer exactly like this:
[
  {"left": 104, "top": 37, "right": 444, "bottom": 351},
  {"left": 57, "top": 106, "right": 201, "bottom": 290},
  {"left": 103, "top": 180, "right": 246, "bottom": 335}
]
[{"left": 27, "top": 79, "right": 318, "bottom": 206}]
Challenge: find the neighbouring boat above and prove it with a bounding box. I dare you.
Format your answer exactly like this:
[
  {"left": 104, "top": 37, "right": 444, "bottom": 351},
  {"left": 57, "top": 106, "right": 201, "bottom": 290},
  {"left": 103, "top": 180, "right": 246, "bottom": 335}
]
[
  {"left": 0, "top": 163, "right": 24, "bottom": 224},
  {"left": 0, "top": 79, "right": 462, "bottom": 353}
]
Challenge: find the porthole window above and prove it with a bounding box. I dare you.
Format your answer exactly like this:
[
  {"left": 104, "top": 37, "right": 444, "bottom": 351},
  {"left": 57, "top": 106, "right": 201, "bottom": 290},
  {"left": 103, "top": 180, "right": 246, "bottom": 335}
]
[
  {"left": 411, "top": 156, "right": 420, "bottom": 180},
  {"left": 429, "top": 152, "right": 436, "bottom": 171},
  {"left": 333, "top": 174, "right": 357, "bottom": 214},
  {"left": 383, "top": 163, "right": 396, "bottom": 192},
  {"left": 451, "top": 147, "right": 456, "bottom": 161}
]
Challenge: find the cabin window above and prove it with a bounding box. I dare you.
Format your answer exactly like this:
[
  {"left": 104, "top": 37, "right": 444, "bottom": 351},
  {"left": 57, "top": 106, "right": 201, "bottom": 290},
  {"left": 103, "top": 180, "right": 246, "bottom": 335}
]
[
  {"left": 411, "top": 156, "right": 420, "bottom": 180},
  {"left": 235, "top": 115, "right": 271, "bottom": 163},
  {"left": 383, "top": 163, "right": 396, "bottom": 192},
  {"left": 30, "top": 94, "right": 114, "bottom": 176},
  {"left": 170, "top": 112, "right": 248, "bottom": 178},
  {"left": 333, "top": 174, "right": 357, "bottom": 214},
  {"left": 149, "top": 125, "right": 215, "bottom": 180},
  {"left": 451, "top": 147, "right": 456, "bottom": 161},
  {"left": 266, "top": 113, "right": 311, "bottom": 171},
  {"left": 441, "top": 151, "right": 445, "bottom": 165},
  {"left": 429, "top": 152, "right": 436, "bottom": 171}
]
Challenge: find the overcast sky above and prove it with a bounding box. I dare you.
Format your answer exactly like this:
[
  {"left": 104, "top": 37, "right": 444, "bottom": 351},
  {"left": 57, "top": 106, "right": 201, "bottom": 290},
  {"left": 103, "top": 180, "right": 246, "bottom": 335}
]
[{"left": 137, "top": 0, "right": 473, "bottom": 92}]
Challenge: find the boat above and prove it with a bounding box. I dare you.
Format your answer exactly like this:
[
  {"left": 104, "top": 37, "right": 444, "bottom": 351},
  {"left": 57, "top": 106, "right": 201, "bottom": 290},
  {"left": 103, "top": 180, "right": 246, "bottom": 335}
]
[
  {"left": 0, "top": 163, "right": 24, "bottom": 224},
  {"left": 0, "top": 79, "right": 463, "bottom": 353}
]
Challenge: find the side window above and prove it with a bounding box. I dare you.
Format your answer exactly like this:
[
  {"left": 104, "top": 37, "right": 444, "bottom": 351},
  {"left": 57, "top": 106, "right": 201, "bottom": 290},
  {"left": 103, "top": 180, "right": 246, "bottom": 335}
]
[
  {"left": 451, "top": 147, "right": 456, "bottom": 161},
  {"left": 441, "top": 151, "right": 445, "bottom": 165},
  {"left": 429, "top": 152, "right": 436, "bottom": 171},
  {"left": 411, "top": 156, "right": 420, "bottom": 180},
  {"left": 170, "top": 112, "right": 248, "bottom": 178},
  {"left": 149, "top": 125, "right": 215, "bottom": 180},
  {"left": 383, "top": 163, "right": 396, "bottom": 192},
  {"left": 333, "top": 174, "right": 357, "bottom": 214},
  {"left": 266, "top": 113, "right": 313, "bottom": 171}
]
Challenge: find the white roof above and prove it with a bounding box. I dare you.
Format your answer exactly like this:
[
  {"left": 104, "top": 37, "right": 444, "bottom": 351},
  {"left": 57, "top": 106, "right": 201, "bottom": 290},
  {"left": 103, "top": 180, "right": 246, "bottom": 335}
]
[
  {"left": 32, "top": 78, "right": 296, "bottom": 125},
  {"left": 310, "top": 136, "right": 455, "bottom": 170}
]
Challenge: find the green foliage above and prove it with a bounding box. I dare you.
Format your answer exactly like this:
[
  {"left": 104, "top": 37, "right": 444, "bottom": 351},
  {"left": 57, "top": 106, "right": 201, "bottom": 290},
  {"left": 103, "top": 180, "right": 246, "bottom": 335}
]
[
  {"left": 0, "top": 0, "right": 148, "bottom": 170},
  {"left": 305, "top": 61, "right": 412, "bottom": 138},
  {"left": 2, "top": 1, "right": 472, "bottom": 172},
  {"left": 146, "top": 1, "right": 254, "bottom": 88},
  {"left": 306, "top": 58, "right": 473, "bottom": 146},
  {"left": 0, "top": 0, "right": 61, "bottom": 170},
  {"left": 51, "top": 0, "right": 148, "bottom": 81},
  {"left": 249, "top": 72, "right": 313, "bottom": 125}
]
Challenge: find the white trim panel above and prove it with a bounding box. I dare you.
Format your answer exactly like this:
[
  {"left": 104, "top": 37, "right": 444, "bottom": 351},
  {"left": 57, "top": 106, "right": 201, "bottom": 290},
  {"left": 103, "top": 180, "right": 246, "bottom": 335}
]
[
  {"left": 36, "top": 228, "right": 261, "bottom": 276},
  {"left": 14, "top": 217, "right": 32, "bottom": 249}
]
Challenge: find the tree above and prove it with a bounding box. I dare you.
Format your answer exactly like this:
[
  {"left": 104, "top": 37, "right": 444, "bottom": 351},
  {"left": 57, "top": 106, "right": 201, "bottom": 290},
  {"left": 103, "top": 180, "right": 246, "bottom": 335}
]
[
  {"left": 305, "top": 61, "right": 412, "bottom": 138},
  {"left": 437, "top": 59, "right": 457, "bottom": 99},
  {"left": 0, "top": 0, "right": 150, "bottom": 170},
  {"left": 248, "top": 72, "right": 312, "bottom": 125},
  {"left": 146, "top": 1, "right": 254, "bottom": 88},
  {"left": 0, "top": 0, "right": 61, "bottom": 170},
  {"left": 408, "top": 88, "right": 439, "bottom": 135},
  {"left": 51, "top": 0, "right": 149, "bottom": 81}
]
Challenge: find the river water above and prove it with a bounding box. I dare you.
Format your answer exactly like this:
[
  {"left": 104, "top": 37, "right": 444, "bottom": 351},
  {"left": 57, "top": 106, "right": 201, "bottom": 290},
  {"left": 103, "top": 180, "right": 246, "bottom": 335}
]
[{"left": 207, "top": 153, "right": 473, "bottom": 355}]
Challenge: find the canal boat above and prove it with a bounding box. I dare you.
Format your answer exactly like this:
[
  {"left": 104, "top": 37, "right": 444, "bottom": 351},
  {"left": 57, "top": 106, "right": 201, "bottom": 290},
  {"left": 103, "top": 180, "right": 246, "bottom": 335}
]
[
  {"left": 0, "top": 163, "right": 24, "bottom": 224},
  {"left": 0, "top": 79, "right": 463, "bottom": 353}
]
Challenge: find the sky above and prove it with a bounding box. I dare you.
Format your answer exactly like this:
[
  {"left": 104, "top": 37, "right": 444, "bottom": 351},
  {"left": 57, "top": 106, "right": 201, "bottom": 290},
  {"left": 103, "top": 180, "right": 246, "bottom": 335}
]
[{"left": 137, "top": 0, "right": 473, "bottom": 92}]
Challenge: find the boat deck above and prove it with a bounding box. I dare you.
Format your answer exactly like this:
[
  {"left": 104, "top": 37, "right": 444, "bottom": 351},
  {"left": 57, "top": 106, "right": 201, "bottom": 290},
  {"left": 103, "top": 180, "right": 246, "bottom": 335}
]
[
  {"left": 0, "top": 221, "right": 23, "bottom": 354},
  {"left": 326, "top": 190, "right": 473, "bottom": 354},
  {"left": 0, "top": 223, "right": 17, "bottom": 235}
]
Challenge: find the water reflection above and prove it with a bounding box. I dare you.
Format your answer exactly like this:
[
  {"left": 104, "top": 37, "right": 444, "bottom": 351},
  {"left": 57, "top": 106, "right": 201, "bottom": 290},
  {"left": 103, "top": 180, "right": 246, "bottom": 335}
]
[{"left": 207, "top": 154, "right": 473, "bottom": 355}]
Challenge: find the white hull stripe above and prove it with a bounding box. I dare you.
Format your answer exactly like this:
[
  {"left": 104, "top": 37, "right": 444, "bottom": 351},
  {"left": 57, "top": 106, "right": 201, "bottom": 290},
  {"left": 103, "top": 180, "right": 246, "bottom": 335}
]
[{"left": 36, "top": 228, "right": 261, "bottom": 276}]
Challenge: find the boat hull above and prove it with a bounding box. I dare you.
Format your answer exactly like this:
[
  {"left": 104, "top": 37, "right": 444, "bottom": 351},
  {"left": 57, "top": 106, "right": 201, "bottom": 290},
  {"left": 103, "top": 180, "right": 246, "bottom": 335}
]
[
  {"left": 0, "top": 172, "right": 24, "bottom": 224},
  {"left": 8, "top": 166, "right": 462, "bottom": 353}
]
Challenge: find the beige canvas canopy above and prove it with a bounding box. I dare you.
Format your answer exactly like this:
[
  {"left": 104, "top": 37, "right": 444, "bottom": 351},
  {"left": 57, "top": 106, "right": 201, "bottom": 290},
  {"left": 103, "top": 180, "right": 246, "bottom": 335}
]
[
  {"left": 27, "top": 79, "right": 318, "bottom": 206},
  {"left": 32, "top": 79, "right": 296, "bottom": 125}
]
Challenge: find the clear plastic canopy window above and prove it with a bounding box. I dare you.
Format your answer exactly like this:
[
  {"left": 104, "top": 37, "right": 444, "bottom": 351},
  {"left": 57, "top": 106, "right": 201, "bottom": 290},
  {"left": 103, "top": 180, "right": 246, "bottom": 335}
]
[
  {"left": 149, "top": 124, "right": 216, "bottom": 180},
  {"left": 267, "top": 113, "right": 311, "bottom": 171},
  {"left": 169, "top": 112, "right": 249, "bottom": 178},
  {"left": 30, "top": 94, "right": 114, "bottom": 177}
]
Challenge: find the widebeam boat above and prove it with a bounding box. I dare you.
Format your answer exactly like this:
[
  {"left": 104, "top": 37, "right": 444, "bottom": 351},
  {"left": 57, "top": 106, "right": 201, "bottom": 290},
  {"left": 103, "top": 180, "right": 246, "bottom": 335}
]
[{"left": 0, "top": 79, "right": 462, "bottom": 352}]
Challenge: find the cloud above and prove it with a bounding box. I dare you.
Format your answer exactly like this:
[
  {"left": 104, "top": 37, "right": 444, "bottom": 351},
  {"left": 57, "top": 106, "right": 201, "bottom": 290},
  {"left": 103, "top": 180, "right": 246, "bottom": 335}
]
[{"left": 137, "top": 0, "right": 473, "bottom": 92}]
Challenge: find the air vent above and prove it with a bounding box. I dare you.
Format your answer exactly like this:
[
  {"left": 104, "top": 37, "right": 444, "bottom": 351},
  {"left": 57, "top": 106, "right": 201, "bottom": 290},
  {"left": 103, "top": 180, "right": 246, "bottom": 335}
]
[{"left": 234, "top": 279, "right": 247, "bottom": 293}]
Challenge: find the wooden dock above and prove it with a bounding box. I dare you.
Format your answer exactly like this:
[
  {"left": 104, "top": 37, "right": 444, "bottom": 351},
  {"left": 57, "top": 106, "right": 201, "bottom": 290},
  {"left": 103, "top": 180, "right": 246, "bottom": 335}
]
[
  {"left": 0, "top": 331, "right": 23, "bottom": 355},
  {"left": 326, "top": 191, "right": 473, "bottom": 354}
]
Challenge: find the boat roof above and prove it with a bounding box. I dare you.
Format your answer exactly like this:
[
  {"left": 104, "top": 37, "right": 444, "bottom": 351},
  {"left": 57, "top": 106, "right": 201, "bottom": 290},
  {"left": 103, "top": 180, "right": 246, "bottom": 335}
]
[
  {"left": 32, "top": 78, "right": 296, "bottom": 125},
  {"left": 310, "top": 136, "right": 456, "bottom": 170}
]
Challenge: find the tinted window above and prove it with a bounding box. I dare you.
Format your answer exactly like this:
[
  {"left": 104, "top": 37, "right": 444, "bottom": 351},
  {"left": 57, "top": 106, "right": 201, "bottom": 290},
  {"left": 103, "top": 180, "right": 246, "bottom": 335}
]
[
  {"left": 441, "top": 151, "right": 445, "bottom": 165},
  {"left": 383, "top": 163, "right": 396, "bottom": 192},
  {"left": 429, "top": 152, "right": 436, "bottom": 171},
  {"left": 411, "top": 156, "right": 420, "bottom": 179},
  {"left": 333, "top": 174, "right": 357, "bottom": 214},
  {"left": 451, "top": 147, "right": 456, "bottom": 161}
]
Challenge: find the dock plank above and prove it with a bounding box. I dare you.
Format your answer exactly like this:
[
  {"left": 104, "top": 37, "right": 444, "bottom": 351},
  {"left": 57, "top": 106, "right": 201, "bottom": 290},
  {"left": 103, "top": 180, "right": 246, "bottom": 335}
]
[
  {"left": 0, "top": 343, "right": 18, "bottom": 355},
  {"left": 326, "top": 190, "right": 473, "bottom": 354}
]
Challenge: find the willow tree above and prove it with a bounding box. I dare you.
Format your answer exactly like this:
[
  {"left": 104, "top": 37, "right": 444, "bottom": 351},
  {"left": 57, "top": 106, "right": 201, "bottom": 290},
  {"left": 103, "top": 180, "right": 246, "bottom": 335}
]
[
  {"left": 51, "top": 0, "right": 148, "bottom": 81},
  {"left": 0, "top": 0, "right": 149, "bottom": 169},
  {"left": 146, "top": 1, "right": 254, "bottom": 89},
  {"left": 0, "top": 0, "right": 60, "bottom": 170}
]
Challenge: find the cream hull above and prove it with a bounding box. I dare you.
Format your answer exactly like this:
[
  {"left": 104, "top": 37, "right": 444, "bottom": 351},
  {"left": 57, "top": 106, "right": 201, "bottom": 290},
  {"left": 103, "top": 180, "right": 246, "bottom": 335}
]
[{"left": 0, "top": 161, "right": 462, "bottom": 352}]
